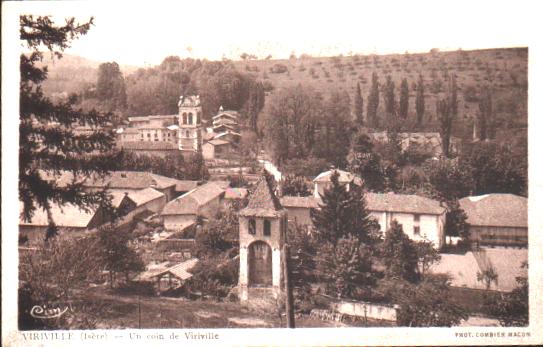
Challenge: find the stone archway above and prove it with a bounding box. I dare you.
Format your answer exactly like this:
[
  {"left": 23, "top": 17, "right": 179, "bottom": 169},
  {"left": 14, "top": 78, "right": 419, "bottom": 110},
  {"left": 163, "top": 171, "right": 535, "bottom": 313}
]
[{"left": 248, "top": 241, "right": 272, "bottom": 287}]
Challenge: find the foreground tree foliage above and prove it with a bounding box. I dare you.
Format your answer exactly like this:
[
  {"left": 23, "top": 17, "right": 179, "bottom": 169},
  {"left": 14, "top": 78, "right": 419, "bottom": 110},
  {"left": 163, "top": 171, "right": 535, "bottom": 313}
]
[
  {"left": 380, "top": 221, "right": 419, "bottom": 283},
  {"left": 393, "top": 274, "right": 468, "bottom": 327},
  {"left": 311, "top": 171, "right": 375, "bottom": 247},
  {"left": 97, "top": 226, "right": 145, "bottom": 287},
  {"left": 281, "top": 174, "right": 312, "bottom": 197},
  {"left": 264, "top": 85, "right": 354, "bottom": 167},
  {"left": 486, "top": 262, "right": 528, "bottom": 327},
  {"left": 19, "top": 15, "right": 120, "bottom": 239}
]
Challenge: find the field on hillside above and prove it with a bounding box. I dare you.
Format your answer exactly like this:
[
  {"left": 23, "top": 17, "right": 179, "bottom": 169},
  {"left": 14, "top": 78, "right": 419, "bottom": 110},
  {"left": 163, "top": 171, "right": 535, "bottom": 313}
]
[
  {"left": 39, "top": 47, "right": 528, "bottom": 140},
  {"left": 234, "top": 48, "right": 527, "bottom": 139}
]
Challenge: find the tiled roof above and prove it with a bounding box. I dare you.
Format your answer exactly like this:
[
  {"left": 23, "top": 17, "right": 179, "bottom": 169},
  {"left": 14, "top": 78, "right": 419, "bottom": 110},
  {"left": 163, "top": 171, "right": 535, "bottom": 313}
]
[
  {"left": 240, "top": 178, "right": 283, "bottom": 217},
  {"left": 207, "top": 139, "right": 230, "bottom": 146},
  {"left": 212, "top": 111, "right": 238, "bottom": 120},
  {"left": 213, "top": 118, "right": 238, "bottom": 126},
  {"left": 282, "top": 193, "right": 445, "bottom": 215},
  {"left": 19, "top": 201, "right": 97, "bottom": 228},
  {"left": 118, "top": 141, "right": 178, "bottom": 150},
  {"left": 280, "top": 196, "right": 320, "bottom": 209},
  {"left": 41, "top": 170, "right": 194, "bottom": 192},
  {"left": 151, "top": 258, "right": 199, "bottom": 281},
  {"left": 365, "top": 192, "right": 446, "bottom": 215},
  {"left": 161, "top": 182, "right": 225, "bottom": 216},
  {"left": 313, "top": 169, "right": 363, "bottom": 186},
  {"left": 214, "top": 131, "right": 241, "bottom": 139},
  {"left": 459, "top": 194, "right": 527, "bottom": 228},
  {"left": 430, "top": 249, "right": 527, "bottom": 292},
  {"left": 128, "top": 188, "right": 165, "bottom": 206},
  {"left": 108, "top": 190, "right": 133, "bottom": 208},
  {"left": 161, "top": 195, "right": 200, "bottom": 215},
  {"left": 175, "top": 180, "right": 199, "bottom": 192}
]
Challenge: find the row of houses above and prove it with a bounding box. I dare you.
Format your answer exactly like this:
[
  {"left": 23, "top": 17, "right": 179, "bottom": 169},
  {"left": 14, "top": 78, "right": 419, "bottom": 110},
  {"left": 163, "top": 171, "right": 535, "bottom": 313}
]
[
  {"left": 283, "top": 169, "right": 528, "bottom": 249},
  {"left": 19, "top": 171, "right": 200, "bottom": 244},
  {"left": 19, "top": 168, "right": 528, "bottom": 251}
]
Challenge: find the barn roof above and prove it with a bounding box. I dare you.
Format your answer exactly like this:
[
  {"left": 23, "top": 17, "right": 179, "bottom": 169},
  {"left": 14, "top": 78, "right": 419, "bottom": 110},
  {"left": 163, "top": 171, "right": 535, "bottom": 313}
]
[
  {"left": 128, "top": 188, "right": 165, "bottom": 206},
  {"left": 19, "top": 201, "right": 98, "bottom": 228},
  {"left": 161, "top": 182, "right": 225, "bottom": 216},
  {"left": 459, "top": 194, "right": 527, "bottom": 228},
  {"left": 240, "top": 178, "right": 284, "bottom": 217},
  {"left": 151, "top": 258, "right": 199, "bottom": 281},
  {"left": 40, "top": 170, "right": 193, "bottom": 193}
]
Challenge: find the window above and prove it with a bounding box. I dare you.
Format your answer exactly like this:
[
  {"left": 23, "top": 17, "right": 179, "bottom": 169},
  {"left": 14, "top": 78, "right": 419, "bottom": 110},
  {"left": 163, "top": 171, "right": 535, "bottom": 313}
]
[
  {"left": 182, "top": 113, "right": 187, "bottom": 124},
  {"left": 248, "top": 219, "right": 256, "bottom": 235},
  {"left": 147, "top": 133, "right": 150, "bottom": 137},
  {"left": 414, "top": 214, "right": 420, "bottom": 222},
  {"left": 188, "top": 113, "right": 193, "bottom": 124},
  {"left": 414, "top": 226, "right": 420, "bottom": 236},
  {"left": 263, "top": 220, "right": 271, "bottom": 236}
]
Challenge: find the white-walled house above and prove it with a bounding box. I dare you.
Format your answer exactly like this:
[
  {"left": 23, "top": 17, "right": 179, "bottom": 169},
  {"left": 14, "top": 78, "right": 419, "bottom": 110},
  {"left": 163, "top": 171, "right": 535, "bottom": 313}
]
[
  {"left": 365, "top": 192, "right": 447, "bottom": 248},
  {"left": 313, "top": 169, "right": 363, "bottom": 198},
  {"left": 279, "top": 191, "right": 447, "bottom": 249}
]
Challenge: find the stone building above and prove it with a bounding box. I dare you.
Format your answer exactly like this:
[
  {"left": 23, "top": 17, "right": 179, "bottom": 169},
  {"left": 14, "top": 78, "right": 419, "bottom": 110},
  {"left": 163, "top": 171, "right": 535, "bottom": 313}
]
[{"left": 238, "top": 178, "right": 287, "bottom": 301}]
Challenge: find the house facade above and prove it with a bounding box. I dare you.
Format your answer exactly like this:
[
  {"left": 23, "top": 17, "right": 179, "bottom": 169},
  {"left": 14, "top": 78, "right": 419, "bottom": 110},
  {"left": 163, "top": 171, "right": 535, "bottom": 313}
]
[
  {"left": 280, "top": 191, "right": 447, "bottom": 248},
  {"left": 366, "top": 193, "right": 447, "bottom": 248},
  {"left": 313, "top": 169, "right": 363, "bottom": 198}
]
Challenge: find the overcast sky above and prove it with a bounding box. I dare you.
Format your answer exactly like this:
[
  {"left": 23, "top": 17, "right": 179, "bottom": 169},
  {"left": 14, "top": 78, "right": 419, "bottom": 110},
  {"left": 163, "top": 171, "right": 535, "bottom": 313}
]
[{"left": 5, "top": 0, "right": 540, "bottom": 66}]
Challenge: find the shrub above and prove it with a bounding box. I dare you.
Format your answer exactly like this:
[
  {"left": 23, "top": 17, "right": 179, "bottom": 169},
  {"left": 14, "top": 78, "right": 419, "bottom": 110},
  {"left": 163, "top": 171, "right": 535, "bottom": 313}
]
[{"left": 270, "top": 64, "right": 288, "bottom": 74}]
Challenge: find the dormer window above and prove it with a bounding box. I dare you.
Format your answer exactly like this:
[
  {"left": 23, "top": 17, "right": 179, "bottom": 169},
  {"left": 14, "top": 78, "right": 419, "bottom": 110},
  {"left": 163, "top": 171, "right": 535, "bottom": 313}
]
[
  {"left": 188, "top": 113, "right": 193, "bottom": 125},
  {"left": 249, "top": 219, "right": 256, "bottom": 235},
  {"left": 263, "top": 220, "right": 271, "bottom": 236}
]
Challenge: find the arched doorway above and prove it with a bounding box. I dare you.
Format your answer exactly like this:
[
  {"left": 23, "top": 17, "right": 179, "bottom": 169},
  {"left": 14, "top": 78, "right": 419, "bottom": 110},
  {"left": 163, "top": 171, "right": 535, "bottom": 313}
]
[{"left": 248, "top": 241, "right": 272, "bottom": 287}]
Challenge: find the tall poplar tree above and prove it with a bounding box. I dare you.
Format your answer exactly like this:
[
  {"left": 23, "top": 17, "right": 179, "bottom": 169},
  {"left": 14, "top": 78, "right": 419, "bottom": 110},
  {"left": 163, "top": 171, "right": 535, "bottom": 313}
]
[
  {"left": 384, "top": 75, "right": 396, "bottom": 121},
  {"left": 366, "top": 72, "right": 380, "bottom": 128},
  {"left": 415, "top": 74, "right": 425, "bottom": 125},
  {"left": 354, "top": 82, "right": 364, "bottom": 126},
  {"left": 399, "top": 78, "right": 409, "bottom": 120}
]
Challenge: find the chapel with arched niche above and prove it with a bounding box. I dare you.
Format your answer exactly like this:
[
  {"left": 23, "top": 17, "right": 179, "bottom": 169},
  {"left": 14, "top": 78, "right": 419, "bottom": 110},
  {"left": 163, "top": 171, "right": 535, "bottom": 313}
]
[
  {"left": 238, "top": 176, "right": 287, "bottom": 301},
  {"left": 177, "top": 95, "right": 202, "bottom": 152}
]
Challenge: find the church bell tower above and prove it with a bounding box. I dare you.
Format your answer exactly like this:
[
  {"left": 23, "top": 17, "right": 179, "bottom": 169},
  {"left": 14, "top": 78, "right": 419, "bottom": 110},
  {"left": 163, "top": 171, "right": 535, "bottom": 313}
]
[{"left": 177, "top": 95, "right": 203, "bottom": 153}]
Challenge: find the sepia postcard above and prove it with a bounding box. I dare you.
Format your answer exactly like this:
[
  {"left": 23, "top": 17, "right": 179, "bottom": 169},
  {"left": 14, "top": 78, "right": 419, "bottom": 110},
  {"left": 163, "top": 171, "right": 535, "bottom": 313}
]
[{"left": 2, "top": 1, "right": 543, "bottom": 346}]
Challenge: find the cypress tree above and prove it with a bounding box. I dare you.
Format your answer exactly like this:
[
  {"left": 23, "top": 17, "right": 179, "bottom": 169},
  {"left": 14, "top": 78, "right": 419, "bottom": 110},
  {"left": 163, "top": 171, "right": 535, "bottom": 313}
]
[
  {"left": 366, "top": 72, "right": 380, "bottom": 128},
  {"left": 399, "top": 78, "right": 409, "bottom": 119},
  {"left": 354, "top": 82, "right": 364, "bottom": 126},
  {"left": 384, "top": 75, "right": 396, "bottom": 121},
  {"left": 416, "top": 74, "right": 425, "bottom": 125}
]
